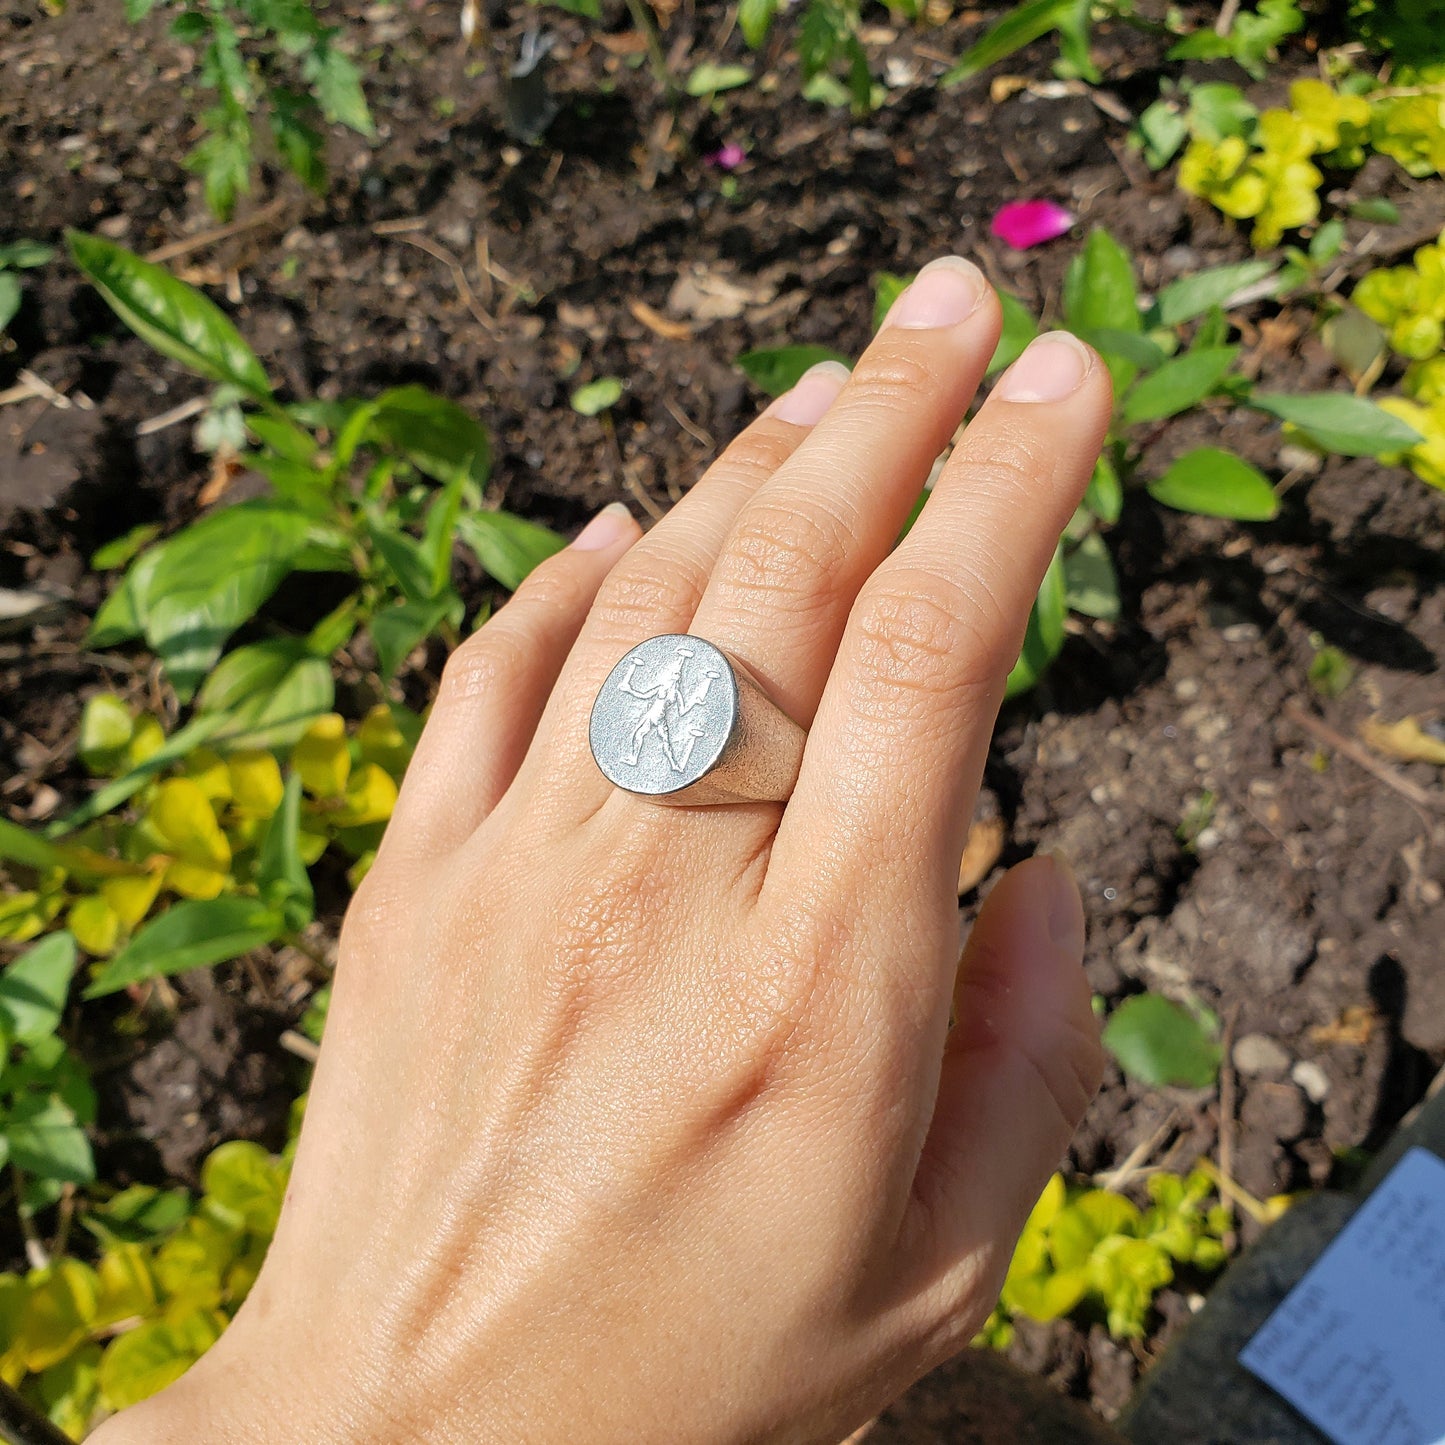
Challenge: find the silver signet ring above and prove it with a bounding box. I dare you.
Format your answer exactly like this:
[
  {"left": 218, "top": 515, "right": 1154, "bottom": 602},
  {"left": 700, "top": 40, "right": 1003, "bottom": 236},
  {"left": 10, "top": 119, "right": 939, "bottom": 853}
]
[{"left": 588, "top": 634, "right": 807, "bottom": 805}]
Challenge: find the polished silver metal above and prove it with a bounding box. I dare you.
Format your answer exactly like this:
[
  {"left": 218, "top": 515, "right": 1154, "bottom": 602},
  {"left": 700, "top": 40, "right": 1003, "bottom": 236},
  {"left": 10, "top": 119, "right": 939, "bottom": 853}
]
[{"left": 589, "top": 634, "right": 806, "bottom": 805}]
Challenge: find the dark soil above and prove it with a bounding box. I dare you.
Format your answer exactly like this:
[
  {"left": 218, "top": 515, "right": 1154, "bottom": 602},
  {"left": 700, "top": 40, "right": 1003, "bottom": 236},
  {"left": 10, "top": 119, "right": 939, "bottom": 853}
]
[{"left": 2, "top": 0, "right": 1443, "bottom": 1427}]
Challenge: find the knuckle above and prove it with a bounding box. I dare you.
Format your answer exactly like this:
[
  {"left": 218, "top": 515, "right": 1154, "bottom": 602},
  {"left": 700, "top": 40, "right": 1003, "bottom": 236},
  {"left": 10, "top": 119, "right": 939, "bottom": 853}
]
[
  {"left": 852, "top": 346, "right": 944, "bottom": 408},
  {"left": 966, "top": 427, "right": 1052, "bottom": 503},
  {"left": 713, "top": 427, "right": 795, "bottom": 487},
  {"left": 848, "top": 568, "right": 1010, "bottom": 710},
  {"left": 713, "top": 499, "right": 854, "bottom": 611},
  {"left": 589, "top": 557, "right": 705, "bottom": 635},
  {"left": 437, "top": 623, "right": 532, "bottom": 707}
]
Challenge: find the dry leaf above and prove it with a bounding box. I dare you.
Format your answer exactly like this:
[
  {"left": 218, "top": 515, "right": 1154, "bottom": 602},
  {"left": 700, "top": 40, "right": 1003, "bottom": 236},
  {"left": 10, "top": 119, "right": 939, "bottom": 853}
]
[
  {"left": 667, "top": 266, "right": 776, "bottom": 323},
  {"left": 1360, "top": 715, "right": 1445, "bottom": 767},
  {"left": 628, "top": 298, "right": 693, "bottom": 340},
  {"left": 1309, "top": 1005, "right": 1378, "bottom": 1048},
  {"left": 957, "top": 815, "right": 1006, "bottom": 895}
]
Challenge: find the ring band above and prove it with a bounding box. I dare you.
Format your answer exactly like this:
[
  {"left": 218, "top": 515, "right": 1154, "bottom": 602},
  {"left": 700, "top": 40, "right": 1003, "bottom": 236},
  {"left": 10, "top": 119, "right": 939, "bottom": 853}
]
[{"left": 589, "top": 634, "right": 806, "bottom": 805}]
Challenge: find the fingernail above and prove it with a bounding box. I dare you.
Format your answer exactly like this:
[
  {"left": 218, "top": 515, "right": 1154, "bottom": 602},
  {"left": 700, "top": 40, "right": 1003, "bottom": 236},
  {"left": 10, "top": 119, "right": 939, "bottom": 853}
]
[
  {"left": 764, "top": 360, "right": 851, "bottom": 426},
  {"left": 1041, "top": 850, "right": 1086, "bottom": 959},
  {"left": 570, "top": 501, "right": 635, "bottom": 551},
  {"left": 995, "top": 331, "right": 1092, "bottom": 403},
  {"left": 882, "top": 256, "right": 987, "bottom": 330}
]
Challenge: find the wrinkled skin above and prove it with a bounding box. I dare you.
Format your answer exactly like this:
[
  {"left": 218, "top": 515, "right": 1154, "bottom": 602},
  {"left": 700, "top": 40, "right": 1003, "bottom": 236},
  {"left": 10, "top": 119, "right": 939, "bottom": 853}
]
[{"left": 95, "top": 259, "right": 1111, "bottom": 1445}]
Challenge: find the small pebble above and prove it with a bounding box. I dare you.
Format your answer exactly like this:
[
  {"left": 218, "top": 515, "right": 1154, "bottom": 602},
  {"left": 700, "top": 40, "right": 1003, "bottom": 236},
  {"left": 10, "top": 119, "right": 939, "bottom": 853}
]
[
  {"left": 1233, "top": 1033, "right": 1290, "bottom": 1077},
  {"left": 1292, "top": 1060, "right": 1330, "bottom": 1103}
]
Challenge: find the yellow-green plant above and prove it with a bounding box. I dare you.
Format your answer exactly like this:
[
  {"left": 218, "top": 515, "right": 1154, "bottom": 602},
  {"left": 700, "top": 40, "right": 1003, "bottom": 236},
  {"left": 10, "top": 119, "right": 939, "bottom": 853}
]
[
  {"left": 0, "top": 1133, "right": 292, "bottom": 1438},
  {"left": 0, "top": 702, "right": 416, "bottom": 998},
  {"left": 977, "top": 1168, "right": 1232, "bottom": 1348}
]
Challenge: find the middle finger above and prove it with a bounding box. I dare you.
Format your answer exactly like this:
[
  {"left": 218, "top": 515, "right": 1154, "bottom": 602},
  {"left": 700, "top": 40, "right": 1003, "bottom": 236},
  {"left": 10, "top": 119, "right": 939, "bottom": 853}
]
[{"left": 686, "top": 256, "right": 1003, "bottom": 728}]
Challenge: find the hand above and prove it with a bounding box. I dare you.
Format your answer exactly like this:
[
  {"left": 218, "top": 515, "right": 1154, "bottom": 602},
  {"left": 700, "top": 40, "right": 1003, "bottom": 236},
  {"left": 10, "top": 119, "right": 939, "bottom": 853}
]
[{"left": 95, "top": 257, "right": 1111, "bottom": 1445}]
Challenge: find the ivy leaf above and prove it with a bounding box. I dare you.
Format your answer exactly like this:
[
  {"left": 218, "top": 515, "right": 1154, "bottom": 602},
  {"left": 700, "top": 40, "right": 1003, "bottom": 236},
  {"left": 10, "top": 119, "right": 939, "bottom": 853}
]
[
  {"left": 455, "top": 510, "right": 564, "bottom": 591},
  {"left": 1148, "top": 448, "right": 1279, "bottom": 521},
  {"left": 1005, "top": 549, "right": 1067, "bottom": 697},
  {"left": 84, "top": 897, "right": 284, "bottom": 999},
  {"left": 66, "top": 232, "right": 271, "bottom": 397},
  {"left": 1120, "top": 347, "right": 1239, "bottom": 426},
  {"left": 736, "top": 346, "right": 849, "bottom": 398},
  {"left": 1102, "top": 993, "right": 1222, "bottom": 1088},
  {"left": 1250, "top": 391, "right": 1422, "bottom": 457},
  {"left": 0, "top": 934, "right": 76, "bottom": 1045}
]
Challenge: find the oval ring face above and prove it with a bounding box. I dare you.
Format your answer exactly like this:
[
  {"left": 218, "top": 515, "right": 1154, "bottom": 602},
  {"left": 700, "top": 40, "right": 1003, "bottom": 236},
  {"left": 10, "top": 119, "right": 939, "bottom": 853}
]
[{"left": 589, "top": 635, "right": 738, "bottom": 796}]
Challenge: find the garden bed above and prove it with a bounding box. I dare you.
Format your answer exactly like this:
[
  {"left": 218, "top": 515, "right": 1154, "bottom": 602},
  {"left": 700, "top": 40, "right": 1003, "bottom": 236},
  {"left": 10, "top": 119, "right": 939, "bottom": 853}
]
[{"left": 2, "top": 0, "right": 1444, "bottom": 1424}]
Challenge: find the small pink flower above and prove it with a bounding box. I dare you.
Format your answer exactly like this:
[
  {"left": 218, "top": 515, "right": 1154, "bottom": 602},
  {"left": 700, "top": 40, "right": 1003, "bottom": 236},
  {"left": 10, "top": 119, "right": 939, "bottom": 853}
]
[
  {"left": 990, "top": 200, "right": 1075, "bottom": 250},
  {"left": 705, "top": 143, "right": 746, "bottom": 170}
]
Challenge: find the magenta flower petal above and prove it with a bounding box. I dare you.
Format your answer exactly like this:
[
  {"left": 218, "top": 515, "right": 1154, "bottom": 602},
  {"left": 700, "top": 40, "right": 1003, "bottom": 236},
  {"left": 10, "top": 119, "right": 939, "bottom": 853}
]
[
  {"left": 990, "top": 200, "right": 1075, "bottom": 250},
  {"left": 705, "top": 143, "right": 746, "bottom": 170}
]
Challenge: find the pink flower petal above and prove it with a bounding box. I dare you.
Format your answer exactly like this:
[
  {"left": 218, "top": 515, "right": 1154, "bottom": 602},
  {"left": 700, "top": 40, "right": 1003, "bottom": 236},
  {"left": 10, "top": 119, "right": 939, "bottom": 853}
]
[
  {"left": 990, "top": 200, "right": 1075, "bottom": 250},
  {"left": 706, "top": 143, "right": 746, "bottom": 170}
]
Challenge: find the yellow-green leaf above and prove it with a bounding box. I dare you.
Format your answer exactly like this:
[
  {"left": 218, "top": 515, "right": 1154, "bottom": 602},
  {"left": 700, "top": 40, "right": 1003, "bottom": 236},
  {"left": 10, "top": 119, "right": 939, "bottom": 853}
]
[
  {"left": 333, "top": 763, "right": 397, "bottom": 828},
  {"left": 291, "top": 714, "right": 350, "bottom": 798},
  {"left": 78, "top": 694, "right": 135, "bottom": 776},
  {"left": 69, "top": 895, "right": 121, "bottom": 956},
  {"left": 98, "top": 1309, "right": 225, "bottom": 1411},
  {"left": 19, "top": 1259, "right": 100, "bottom": 1373},
  {"left": 227, "top": 750, "right": 285, "bottom": 818}
]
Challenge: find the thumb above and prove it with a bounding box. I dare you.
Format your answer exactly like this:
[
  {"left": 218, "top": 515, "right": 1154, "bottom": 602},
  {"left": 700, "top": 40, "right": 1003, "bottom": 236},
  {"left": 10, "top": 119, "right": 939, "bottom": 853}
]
[{"left": 904, "top": 853, "right": 1103, "bottom": 1320}]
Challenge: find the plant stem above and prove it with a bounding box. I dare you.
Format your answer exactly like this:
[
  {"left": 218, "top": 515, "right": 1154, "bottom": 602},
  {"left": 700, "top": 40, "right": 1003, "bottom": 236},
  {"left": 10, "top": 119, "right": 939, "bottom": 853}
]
[{"left": 624, "top": 0, "right": 675, "bottom": 100}]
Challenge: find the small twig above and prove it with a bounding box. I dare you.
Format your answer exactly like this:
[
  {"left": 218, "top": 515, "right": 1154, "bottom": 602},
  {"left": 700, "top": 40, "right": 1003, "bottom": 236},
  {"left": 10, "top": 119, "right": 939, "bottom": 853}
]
[
  {"left": 1284, "top": 702, "right": 1443, "bottom": 815},
  {"left": 371, "top": 216, "right": 429, "bottom": 236},
  {"left": 13, "top": 1168, "right": 47, "bottom": 1270},
  {"left": 1196, "top": 1156, "right": 1272, "bottom": 1226},
  {"left": 136, "top": 394, "right": 209, "bottom": 436},
  {"left": 662, "top": 396, "right": 714, "bottom": 450},
  {"left": 1214, "top": 0, "right": 1241, "bottom": 35},
  {"left": 374, "top": 227, "right": 497, "bottom": 334},
  {"left": 8, "top": 369, "right": 93, "bottom": 411},
  {"left": 144, "top": 197, "right": 288, "bottom": 264},
  {"left": 280, "top": 1029, "right": 321, "bottom": 1064},
  {"left": 0, "top": 1381, "right": 76, "bottom": 1445},
  {"left": 1218, "top": 1003, "right": 1241, "bottom": 1221},
  {"left": 1093, "top": 1110, "right": 1176, "bottom": 1192}
]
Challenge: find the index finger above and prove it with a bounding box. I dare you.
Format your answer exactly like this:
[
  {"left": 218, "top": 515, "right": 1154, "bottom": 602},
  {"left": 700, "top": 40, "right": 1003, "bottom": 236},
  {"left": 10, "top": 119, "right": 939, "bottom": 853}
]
[{"left": 772, "top": 331, "right": 1111, "bottom": 907}]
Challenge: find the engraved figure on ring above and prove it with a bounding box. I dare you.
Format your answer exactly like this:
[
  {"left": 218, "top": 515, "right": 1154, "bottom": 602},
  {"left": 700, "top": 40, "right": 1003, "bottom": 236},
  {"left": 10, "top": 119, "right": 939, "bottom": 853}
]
[{"left": 617, "top": 646, "right": 721, "bottom": 773}]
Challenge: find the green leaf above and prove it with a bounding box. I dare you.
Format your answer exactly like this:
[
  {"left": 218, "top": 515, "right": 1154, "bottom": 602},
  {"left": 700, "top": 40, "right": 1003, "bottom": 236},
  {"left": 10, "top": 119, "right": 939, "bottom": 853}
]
[
  {"left": 123, "top": 0, "right": 161, "bottom": 20},
  {"left": 82, "top": 1185, "right": 192, "bottom": 1247},
  {"left": 1077, "top": 328, "right": 1168, "bottom": 376},
  {"left": 1348, "top": 197, "right": 1399, "bottom": 225},
  {"left": 1134, "top": 99, "right": 1188, "bottom": 170},
  {"left": 686, "top": 63, "right": 753, "bottom": 96},
  {"left": 0, "top": 934, "right": 76, "bottom": 1044},
  {"left": 872, "top": 272, "right": 910, "bottom": 332},
  {"left": 987, "top": 291, "right": 1039, "bottom": 376},
  {"left": 66, "top": 232, "right": 271, "bottom": 398},
  {"left": 91, "top": 522, "right": 162, "bottom": 571},
  {"left": 1005, "top": 549, "right": 1067, "bottom": 698},
  {"left": 1148, "top": 447, "right": 1278, "bottom": 521},
  {"left": 364, "top": 385, "right": 490, "bottom": 488},
  {"left": 1063, "top": 229, "right": 1140, "bottom": 337},
  {"left": 128, "top": 503, "right": 315, "bottom": 699},
  {"left": 84, "top": 897, "right": 284, "bottom": 999},
  {"left": 571, "top": 376, "right": 625, "bottom": 416},
  {"left": 245, "top": 410, "right": 318, "bottom": 465},
  {"left": 0, "top": 240, "right": 55, "bottom": 269},
  {"left": 366, "top": 515, "right": 437, "bottom": 605},
  {"left": 0, "top": 819, "right": 75, "bottom": 873},
  {"left": 1063, "top": 533, "right": 1120, "bottom": 622},
  {"left": 455, "top": 510, "right": 565, "bottom": 591},
  {"left": 303, "top": 42, "right": 375, "bottom": 138},
  {"left": 99, "top": 1311, "right": 224, "bottom": 1411},
  {"left": 202, "top": 1141, "right": 285, "bottom": 1234},
  {"left": 1102, "top": 993, "right": 1222, "bottom": 1089},
  {"left": 1250, "top": 392, "right": 1422, "bottom": 457},
  {"left": 369, "top": 594, "right": 457, "bottom": 681},
  {"left": 1083, "top": 454, "right": 1123, "bottom": 524},
  {"left": 255, "top": 774, "right": 313, "bottom": 932},
  {"left": 1153, "top": 259, "right": 1277, "bottom": 328},
  {"left": 78, "top": 693, "right": 135, "bottom": 775},
  {"left": 269, "top": 90, "right": 328, "bottom": 195},
  {"left": 1186, "top": 82, "right": 1257, "bottom": 143},
  {"left": 186, "top": 111, "right": 253, "bottom": 221},
  {"left": 0, "top": 274, "right": 21, "bottom": 333},
  {"left": 736, "top": 345, "right": 850, "bottom": 398},
  {"left": 1120, "top": 347, "right": 1238, "bottom": 427},
  {"left": 738, "top": 0, "right": 778, "bottom": 48},
  {"left": 941, "top": 0, "right": 1080, "bottom": 84},
  {"left": 5, "top": 1097, "right": 94, "bottom": 1184},
  {"left": 195, "top": 638, "right": 335, "bottom": 750}
]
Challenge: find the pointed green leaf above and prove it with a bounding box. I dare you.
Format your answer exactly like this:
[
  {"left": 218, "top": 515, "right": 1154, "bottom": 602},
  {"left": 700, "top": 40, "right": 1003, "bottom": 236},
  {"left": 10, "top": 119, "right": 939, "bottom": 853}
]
[
  {"left": 1250, "top": 392, "right": 1422, "bottom": 457},
  {"left": 941, "top": 0, "right": 1080, "bottom": 84},
  {"left": 1005, "top": 549, "right": 1067, "bottom": 697},
  {"left": 736, "top": 346, "right": 849, "bottom": 398},
  {"left": 1120, "top": 347, "right": 1238, "bottom": 426},
  {"left": 66, "top": 232, "right": 271, "bottom": 397},
  {"left": 455, "top": 510, "right": 565, "bottom": 591},
  {"left": 1102, "top": 993, "right": 1221, "bottom": 1089},
  {"left": 1148, "top": 448, "right": 1278, "bottom": 521}
]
